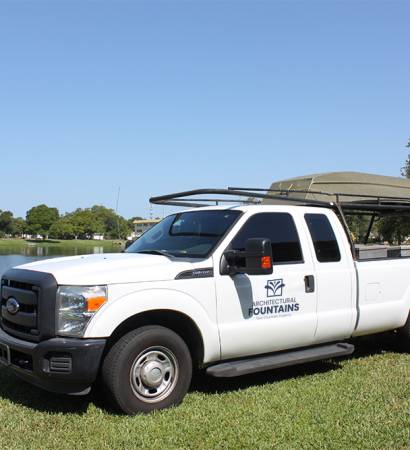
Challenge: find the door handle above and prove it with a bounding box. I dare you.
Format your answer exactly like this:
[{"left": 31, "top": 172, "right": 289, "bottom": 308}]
[{"left": 304, "top": 275, "right": 315, "bottom": 293}]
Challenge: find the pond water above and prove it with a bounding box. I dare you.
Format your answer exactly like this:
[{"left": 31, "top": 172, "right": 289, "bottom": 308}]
[
  {"left": 0, "top": 243, "right": 121, "bottom": 278},
  {"left": 0, "top": 255, "right": 46, "bottom": 278}
]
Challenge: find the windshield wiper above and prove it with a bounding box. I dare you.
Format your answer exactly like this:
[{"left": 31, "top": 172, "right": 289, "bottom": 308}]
[{"left": 135, "top": 250, "right": 174, "bottom": 258}]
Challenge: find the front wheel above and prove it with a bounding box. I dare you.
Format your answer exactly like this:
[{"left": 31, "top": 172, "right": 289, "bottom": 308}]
[{"left": 102, "top": 325, "right": 192, "bottom": 414}]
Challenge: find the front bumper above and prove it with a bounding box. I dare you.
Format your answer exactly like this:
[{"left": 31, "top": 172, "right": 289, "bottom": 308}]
[{"left": 0, "top": 327, "right": 106, "bottom": 394}]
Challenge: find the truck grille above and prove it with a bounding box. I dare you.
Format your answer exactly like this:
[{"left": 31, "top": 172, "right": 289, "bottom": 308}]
[
  {"left": 1, "top": 279, "right": 40, "bottom": 341},
  {"left": 0, "top": 269, "right": 58, "bottom": 342}
]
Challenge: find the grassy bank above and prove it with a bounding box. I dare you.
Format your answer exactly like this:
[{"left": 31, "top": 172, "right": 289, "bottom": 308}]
[
  {"left": 0, "top": 334, "right": 408, "bottom": 449},
  {"left": 0, "top": 238, "right": 125, "bottom": 254}
]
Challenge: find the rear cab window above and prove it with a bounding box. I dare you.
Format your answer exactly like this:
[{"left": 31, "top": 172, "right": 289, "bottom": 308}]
[
  {"left": 230, "top": 212, "right": 304, "bottom": 264},
  {"left": 304, "top": 213, "right": 341, "bottom": 263}
]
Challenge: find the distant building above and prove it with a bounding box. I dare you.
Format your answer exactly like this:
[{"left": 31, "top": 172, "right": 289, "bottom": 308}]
[
  {"left": 133, "top": 219, "right": 161, "bottom": 238},
  {"left": 93, "top": 234, "right": 104, "bottom": 241},
  {"left": 22, "top": 234, "right": 42, "bottom": 240}
]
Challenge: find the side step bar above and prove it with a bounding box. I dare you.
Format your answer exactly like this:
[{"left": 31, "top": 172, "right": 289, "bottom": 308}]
[{"left": 206, "top": 343, "right": 354, "bottom": 378}]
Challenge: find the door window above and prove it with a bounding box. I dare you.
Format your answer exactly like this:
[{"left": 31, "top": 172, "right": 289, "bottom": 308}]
[{"left": 230, "top": 213, "right": 303, "bottom": 264}]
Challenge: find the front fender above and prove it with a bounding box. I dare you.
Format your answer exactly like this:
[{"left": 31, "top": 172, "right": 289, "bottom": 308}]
[{"left": 84, "top": 287, "right": 221, "bottom": 363}]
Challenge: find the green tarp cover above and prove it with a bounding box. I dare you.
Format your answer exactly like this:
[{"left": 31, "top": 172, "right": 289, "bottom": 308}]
[{"left": 262, "top": 172, "right": 410, "bottom": 204}]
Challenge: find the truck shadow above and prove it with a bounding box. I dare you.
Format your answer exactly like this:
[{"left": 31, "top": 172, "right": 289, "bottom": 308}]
[
  {"left": 0, "top": 332, "right": 403, "bottom": 414},
  {"left": 0, "top": 369, "right": 93, "bottom": 414},
  {"left": 190, "top": 360, "right": 340, "bottom": 395},
  {"left": 190, "top": 332, "right": 401, "bottom": 395}
]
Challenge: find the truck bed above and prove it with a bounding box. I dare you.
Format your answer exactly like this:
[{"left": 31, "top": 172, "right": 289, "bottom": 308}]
[
  {"left": 355, "top": 244, "right": 410, "bottom": 260},
  {"left": 354, "top": 255, "right": 410, "bottom": 337}
]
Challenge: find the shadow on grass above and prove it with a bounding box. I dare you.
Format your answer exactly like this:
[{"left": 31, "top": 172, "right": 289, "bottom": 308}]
[
  {"left": 190, "top": 360, "right": 341, "bottom": 395},
  {"left": 0, "top": 370, "right": 93, "bottom": 414},
  {"left": 190, "top": 332, "right": 403, "bottom": 395},
  {"left": 26, "top": 239, "right": 61, "bottom": 244},
  {"left": 0, "top": 369, "right": 122, "bottom": 415},
  {"left": 0, "top": 332, "right": 404, "bottom": 414}
]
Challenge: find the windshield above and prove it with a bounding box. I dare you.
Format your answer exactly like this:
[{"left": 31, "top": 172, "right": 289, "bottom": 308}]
[{"left": 126, "top": 210, "right": 241, "bottom": 258}]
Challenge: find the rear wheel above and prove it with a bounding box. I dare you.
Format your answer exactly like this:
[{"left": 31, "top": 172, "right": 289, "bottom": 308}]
[
  {"left": 102, "top": 325, "right": 192, "bottom": 414},
  {"left": 397, "top": 314, "right": 410, "bottom": 351}
]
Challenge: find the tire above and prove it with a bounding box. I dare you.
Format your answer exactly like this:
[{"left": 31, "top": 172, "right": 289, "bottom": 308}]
[
  {"left": 397, "top": 313, "right": 410, "bottom": 351},
  {"left": 102, "top": 325, "right": 192, "bottom": 414}
]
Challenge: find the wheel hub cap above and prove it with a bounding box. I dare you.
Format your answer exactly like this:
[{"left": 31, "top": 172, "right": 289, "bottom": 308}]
[
  {"left": 130, "top": 346, "right": 179, "bottom": 403},
  {"left": 140, "top": 362, "right": 163, "bottom": 388}
]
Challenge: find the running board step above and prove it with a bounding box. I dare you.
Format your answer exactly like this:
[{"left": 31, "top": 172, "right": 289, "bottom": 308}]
[{"left": 206, "top": 343, "right": 354, "bottom": 378}]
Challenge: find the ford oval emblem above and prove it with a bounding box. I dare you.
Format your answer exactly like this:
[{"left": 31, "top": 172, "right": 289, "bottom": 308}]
[{"left": 6, "top": 297, "right": 20, "bottom": 315}]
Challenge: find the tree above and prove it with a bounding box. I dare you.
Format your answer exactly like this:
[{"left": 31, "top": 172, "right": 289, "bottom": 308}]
[
  {"left": 12, "top": 217, "right": 26, "bottom": 237},
  {"left": 345, "top": 214, "right": 372, "bottom": 243},
  {"left": 0, "top": 210, "right": 15, "bottom": 235},
  {"left": 0, "top": 211, "right": 27, "bottom": 238},
  {"left": 401, "top": 138, "right": 410, "bottom": 178},
  {"left": 49, "top": 219, "right": 76, "bottom": 240},
  {"left": 35, "top": 205, "right": 132, "bottom": 240},
  {"left": 90, "top": 205, "right": 132, "bottom": 239},
  {"left": 1, "top": 203, "right": 133, "bottom": 241},
  {"left": 378, "top": 215, "right": 410, "bottom": 245},
  {"left": 378, "top": 138, "right": 410, "bottom": 244},
  {"left": 26, "top": 204, "right": 59, "bottom": 238},
  {"left": 64, "top": 208, "right": 105, "bottom": 239},
  {"left": 111, "top": 215, "right": 132, "bottom": 239}
]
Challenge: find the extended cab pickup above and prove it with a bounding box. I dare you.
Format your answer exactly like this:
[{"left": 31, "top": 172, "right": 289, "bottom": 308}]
[{"left": 1, "top": 194, "right": 410, "bottom": 414}]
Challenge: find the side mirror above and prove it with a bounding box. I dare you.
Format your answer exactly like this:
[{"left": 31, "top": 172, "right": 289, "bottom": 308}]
[{"left": 221, "top": 238, "right": 273, "bottom": 276}]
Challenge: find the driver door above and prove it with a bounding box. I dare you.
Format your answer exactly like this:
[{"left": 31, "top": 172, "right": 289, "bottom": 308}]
[{"left": 214, "top": 211, "right": 318, "bottom": 360}]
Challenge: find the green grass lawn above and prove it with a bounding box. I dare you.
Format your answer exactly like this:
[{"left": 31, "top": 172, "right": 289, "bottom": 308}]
[
  {"left": 0, "top": 238, "right": 125, "bottom": 248},
  {"left": 0, "top": 334, "right": 408, "bottom": 449},
  {"left": 0, "top": 238, "right": 125, "bottom": 253}
]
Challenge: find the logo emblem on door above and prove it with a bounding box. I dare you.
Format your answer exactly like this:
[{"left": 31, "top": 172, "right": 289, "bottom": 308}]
[{"left": 265, "top": 279, "right": 285, "bottom": 297}]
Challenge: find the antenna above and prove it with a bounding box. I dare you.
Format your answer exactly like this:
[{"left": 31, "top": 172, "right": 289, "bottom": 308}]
[{"left": 115, "top": 187, "right": 121, "bottom": 239}]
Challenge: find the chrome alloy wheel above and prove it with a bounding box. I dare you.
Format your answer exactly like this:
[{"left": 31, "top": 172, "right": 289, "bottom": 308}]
[{"left": 129, "top": 346, "right": 179, "bottom": 402}]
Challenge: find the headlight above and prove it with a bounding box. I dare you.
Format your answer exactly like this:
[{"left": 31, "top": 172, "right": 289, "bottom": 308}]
[{"left": 56, "top": 285, "right": 107, "bottom": 337}]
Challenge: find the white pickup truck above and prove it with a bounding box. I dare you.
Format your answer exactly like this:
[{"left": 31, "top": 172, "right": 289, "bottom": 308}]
[{"left": 1, "top": 188, "right": 409, "bottom": 414}]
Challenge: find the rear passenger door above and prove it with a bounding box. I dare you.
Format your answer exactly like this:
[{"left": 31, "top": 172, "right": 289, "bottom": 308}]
[
  {"left": 214, "top": 211, "right": 318, "bottom": 360},
  {"left": 304, "top": 212, "right": 356, "bottom": 342}
]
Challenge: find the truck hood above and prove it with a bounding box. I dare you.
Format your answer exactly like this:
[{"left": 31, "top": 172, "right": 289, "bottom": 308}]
[{"left": 15, "top": 253, "right": 202, "bottom": 285}]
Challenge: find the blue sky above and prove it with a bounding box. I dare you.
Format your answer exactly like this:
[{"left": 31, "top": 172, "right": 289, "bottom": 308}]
[{"left": 0, "top": 1, "right": 409, "bottom": 219}]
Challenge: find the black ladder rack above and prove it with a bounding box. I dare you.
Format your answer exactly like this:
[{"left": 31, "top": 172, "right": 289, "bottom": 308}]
[
  {"left": 150, "top": 188, "right": 331, "bottom": 208},
  {"left": 149, "top": 187, "right": 410, "bottom": 256},
  {"left": 149, "top": 187, "right": 410, "bottom": 213}
]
